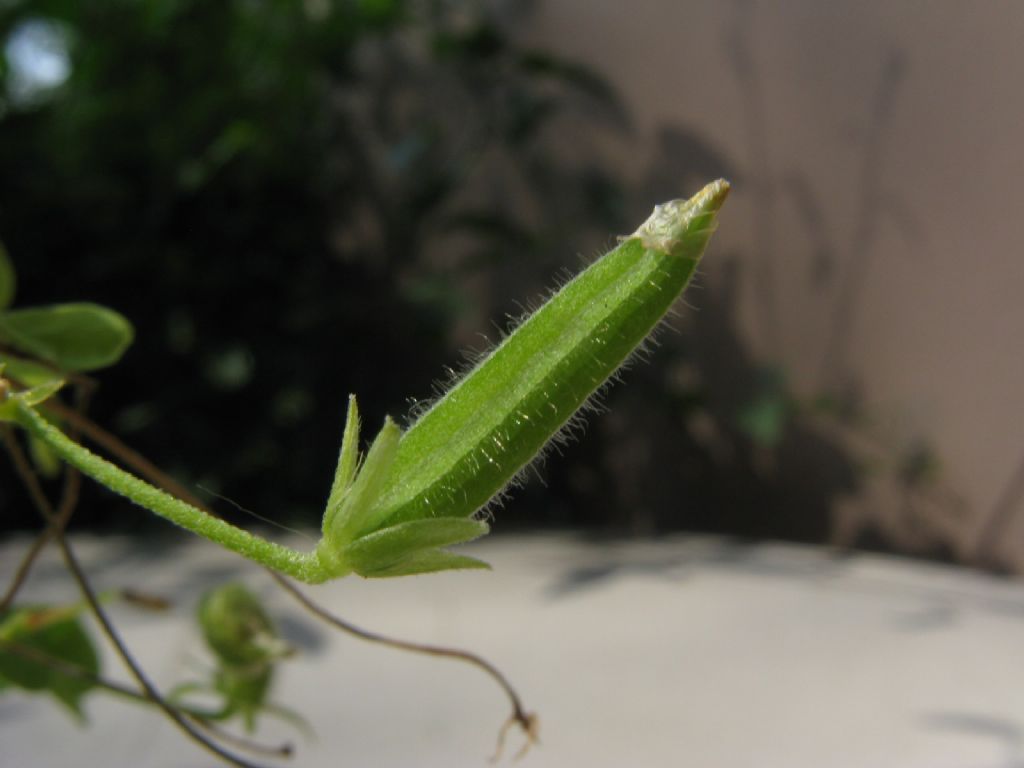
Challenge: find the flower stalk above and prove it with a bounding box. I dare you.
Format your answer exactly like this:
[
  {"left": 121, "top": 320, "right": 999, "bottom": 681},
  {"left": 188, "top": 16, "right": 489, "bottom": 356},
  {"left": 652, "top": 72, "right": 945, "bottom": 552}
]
[{"left": 2, "top": 180, "right": 730, "bottom": 582}]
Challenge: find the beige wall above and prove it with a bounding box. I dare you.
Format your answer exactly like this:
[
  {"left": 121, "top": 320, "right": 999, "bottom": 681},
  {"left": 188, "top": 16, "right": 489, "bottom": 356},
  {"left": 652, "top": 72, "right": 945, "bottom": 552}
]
[{"left": 518, "top": 1, "right": 1024, "bottom": 560}]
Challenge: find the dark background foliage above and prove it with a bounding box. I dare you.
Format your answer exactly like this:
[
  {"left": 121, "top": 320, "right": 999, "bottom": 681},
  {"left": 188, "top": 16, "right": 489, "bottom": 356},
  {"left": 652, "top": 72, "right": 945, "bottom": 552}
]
[
  {"left": 0, "top": 0, "right": 637, "bottom": 532},
  {"left": 0, "top": 0, "right": 879, "bottom": 553}
]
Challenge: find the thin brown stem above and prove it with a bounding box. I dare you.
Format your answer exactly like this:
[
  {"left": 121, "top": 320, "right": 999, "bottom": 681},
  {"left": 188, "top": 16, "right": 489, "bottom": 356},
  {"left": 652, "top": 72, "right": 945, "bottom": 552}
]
[
  {"left": 267, "top": 570, "right": 538, "bottom": 759},
  {"left": 3, "top": 411, "right": 267, "bottom": 768},
  {"left": 0, "top": 425, "right": 80, "bottom": 610},
  {"left": 43, "top": 397, "right": 209, "bottom": 510},
  {"left": 55, "top": 520, "right": 267, "bottom": 768},
  {"left": 193, "top": 718, "right": 294, "bottom": 760},
  {"left": 0, "top": 387, "right": 87, "bottom": 610},
  {"left": 1, "top": 423, "right": 54, "bottom": 515},
  {"left": 0, "top": 517, "right": 57, "bottom": 611}
]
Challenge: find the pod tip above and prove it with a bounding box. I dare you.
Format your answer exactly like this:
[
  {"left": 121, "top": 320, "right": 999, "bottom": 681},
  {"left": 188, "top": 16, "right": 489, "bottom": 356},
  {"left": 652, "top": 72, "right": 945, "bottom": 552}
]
[{"left": 632, "top": 179, "right": 730, "bottom": 256}]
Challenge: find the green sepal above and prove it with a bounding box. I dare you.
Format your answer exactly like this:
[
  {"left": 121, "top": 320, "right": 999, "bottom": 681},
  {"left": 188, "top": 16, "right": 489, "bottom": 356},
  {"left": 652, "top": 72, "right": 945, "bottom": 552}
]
[
  {"left": 357, "top": 547, "right": 492, "bottom": 578},
  {"left": 346, "top": 517, "right": 489, "bottom": 576},
  {"left": 322, "top": 394, "right": 362, "bottom": 534},
  {"left": 318, "top": 412, "right": 493, "bottom": 578},
  {"left": 320, "top": 415, "right": 401, "bottom": 558},
  {"left": 0, "top": 302, "right": 134, "bottom": 372}
]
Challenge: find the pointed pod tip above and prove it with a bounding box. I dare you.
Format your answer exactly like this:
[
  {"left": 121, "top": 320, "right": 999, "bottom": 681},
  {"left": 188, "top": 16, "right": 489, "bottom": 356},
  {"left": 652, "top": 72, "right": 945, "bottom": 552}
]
[
  {"left": 698, "top": 178, "right": 731, "bottom": 213},
  {"left": 632, "top": 179, "right": 731, "bottom": 257}
]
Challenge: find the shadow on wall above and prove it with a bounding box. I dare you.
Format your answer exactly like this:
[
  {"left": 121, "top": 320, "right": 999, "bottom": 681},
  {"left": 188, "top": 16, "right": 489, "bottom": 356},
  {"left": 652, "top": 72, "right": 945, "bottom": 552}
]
[{"left": 528, "top": 1, "right": 997, "bottom": 572}]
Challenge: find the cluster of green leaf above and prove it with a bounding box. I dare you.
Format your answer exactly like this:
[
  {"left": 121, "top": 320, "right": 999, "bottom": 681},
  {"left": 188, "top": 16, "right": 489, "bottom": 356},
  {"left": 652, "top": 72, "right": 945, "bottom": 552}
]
[
  {"left": 0, "top": 245, "right": 309, "bottom": 755},
  {"left": 0, "top": 585, "right": 297, "bottom": 736},
  {"left": 172, "top": 584, "right": 300, "bottom": 734}
]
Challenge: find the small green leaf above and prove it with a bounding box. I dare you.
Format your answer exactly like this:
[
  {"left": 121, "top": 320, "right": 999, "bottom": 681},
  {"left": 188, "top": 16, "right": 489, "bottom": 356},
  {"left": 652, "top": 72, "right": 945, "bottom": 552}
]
[
  {"left": 0, "top": 605, "right": 101, "bottom": 720},
  {"left": 0, "top": 351, "right": 65, "bottom": 388},
  {"left": 0, "top": 380, "right": 66, "bottom": 422},
  {"left": 0, "top": 241, "right": 14, "bottom": 309},
  {"left": 0, "top": 302, "right": 134, "bottom": 371},
  {"left": 19, "top": 379, "right": 64, "bottom": 406}
]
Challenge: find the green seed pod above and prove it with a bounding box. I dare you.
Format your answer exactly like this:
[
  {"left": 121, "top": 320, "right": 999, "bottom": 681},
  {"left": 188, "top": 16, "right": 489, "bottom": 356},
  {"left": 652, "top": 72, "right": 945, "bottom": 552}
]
[{"left": 319, "top": 180, "right": 730, "bottom": 577}]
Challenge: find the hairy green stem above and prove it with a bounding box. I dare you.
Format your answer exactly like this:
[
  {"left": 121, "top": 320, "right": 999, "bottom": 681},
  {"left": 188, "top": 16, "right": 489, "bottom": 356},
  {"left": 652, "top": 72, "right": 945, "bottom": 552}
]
[{"left": 12, "top": 400, "right": 327, "bottom": 583}]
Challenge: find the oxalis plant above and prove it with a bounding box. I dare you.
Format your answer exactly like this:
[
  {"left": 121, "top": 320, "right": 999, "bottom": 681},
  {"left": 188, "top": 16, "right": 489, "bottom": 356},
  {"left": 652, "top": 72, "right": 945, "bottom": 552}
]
[{"left": 0, "top": 180, "right": 729, "bottom": 765}]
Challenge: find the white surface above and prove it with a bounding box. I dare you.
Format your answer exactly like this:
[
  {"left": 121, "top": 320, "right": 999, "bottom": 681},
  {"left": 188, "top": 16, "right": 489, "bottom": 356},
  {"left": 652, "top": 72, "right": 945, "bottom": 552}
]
[{"left": 4, "top": 532, "right": 1024, "bottom": 767}]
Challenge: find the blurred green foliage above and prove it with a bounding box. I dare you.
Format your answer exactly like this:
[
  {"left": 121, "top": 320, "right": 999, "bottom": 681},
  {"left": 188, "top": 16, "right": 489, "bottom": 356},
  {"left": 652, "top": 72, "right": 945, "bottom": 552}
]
[
  {"left": 0, "top": 0, "right": 627, "bottom": 530},
  {"left": 175, "top": 583, "right": 297, "bottom": 733},
  {"left": 0, "top": 603, "right": 100, "bottom": 720}
]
